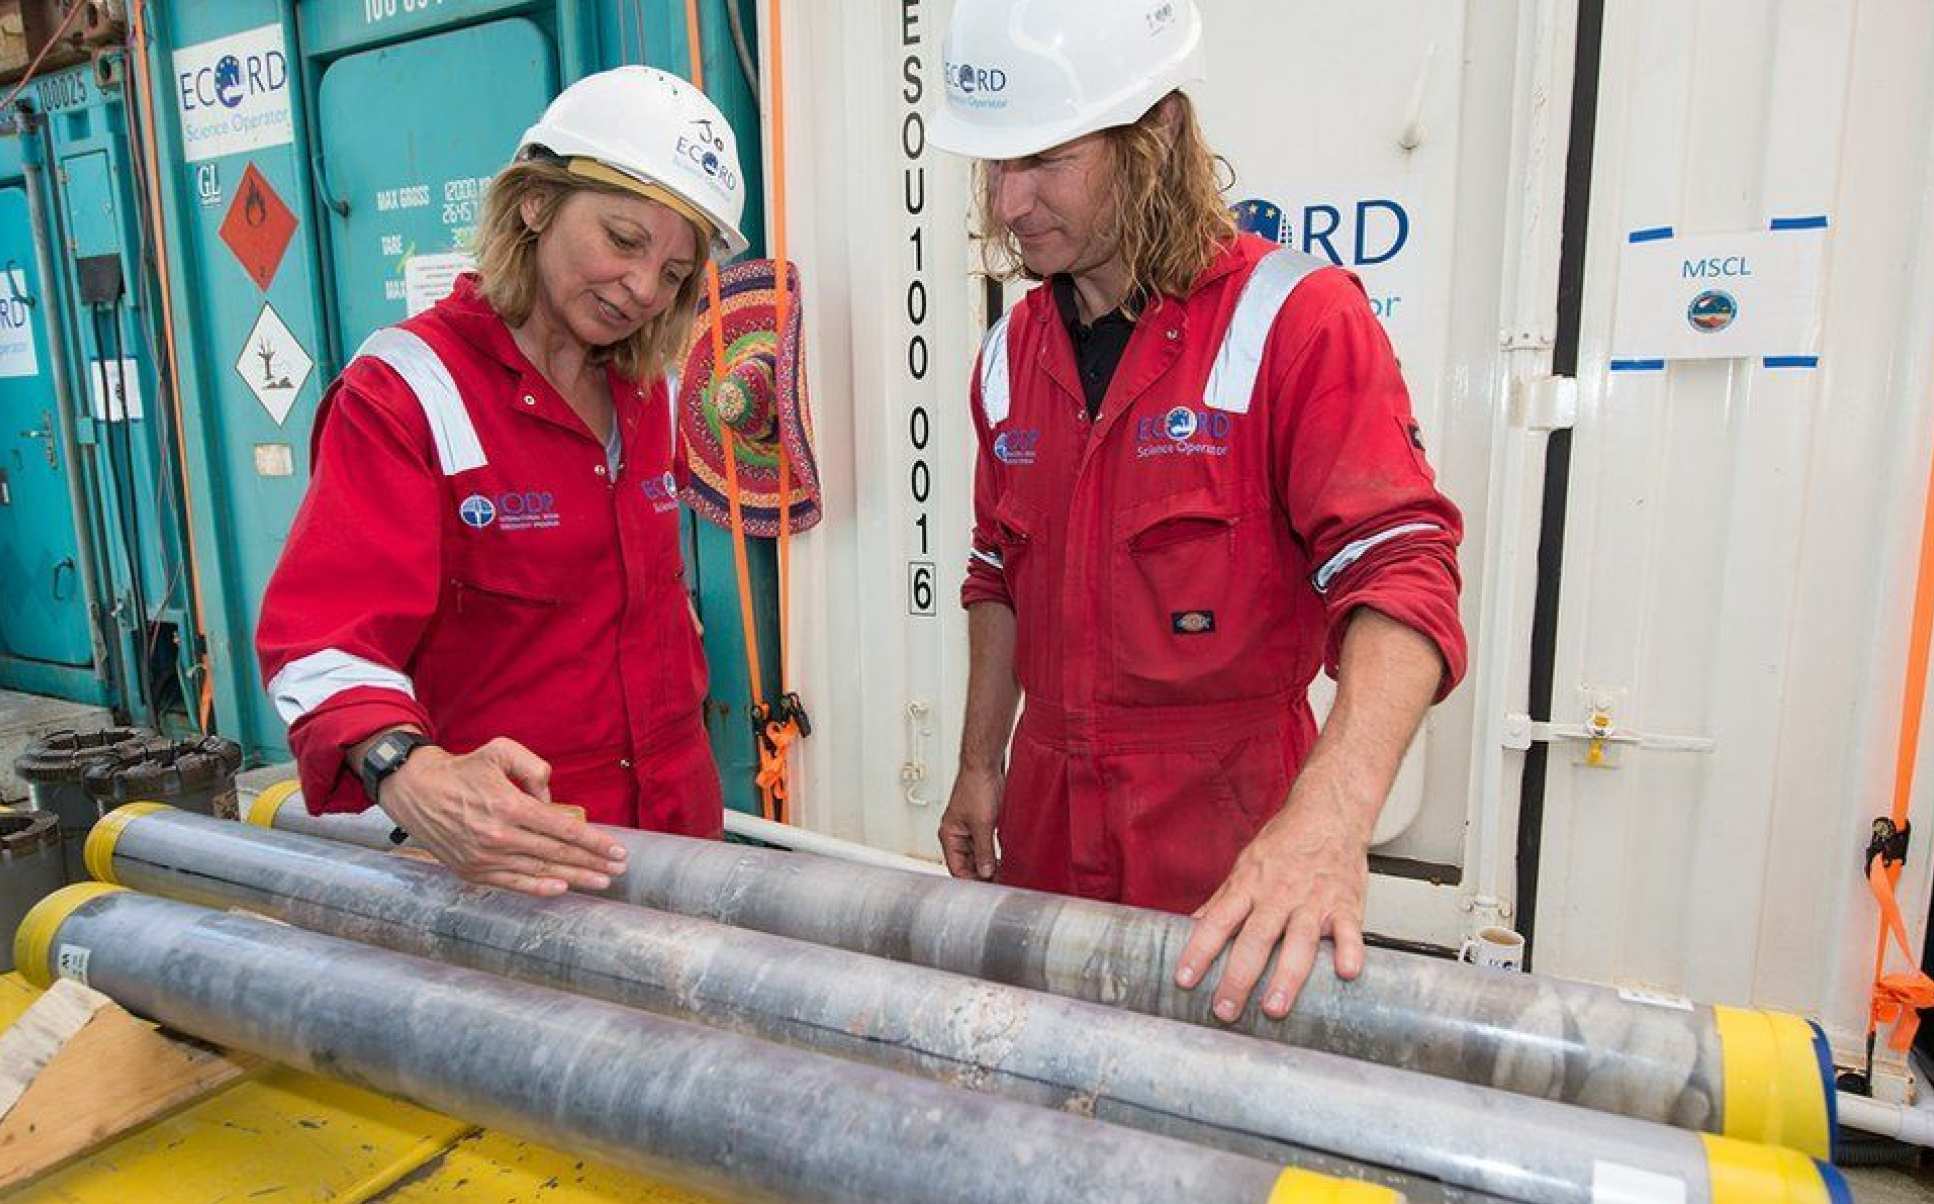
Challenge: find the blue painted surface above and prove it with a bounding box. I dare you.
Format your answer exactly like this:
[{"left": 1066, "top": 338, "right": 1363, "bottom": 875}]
[
  {"left": 0, "top": 183, "right": 92, "bottom": 672},
  {"left": 313, "top": 19, "right": 558, "bottom": 353},
  {"left": 130, "top": 1, "right": 783, "bottom": 812},
  {"left": 0, "top": 61, "right": 192, "bottom": 720}
]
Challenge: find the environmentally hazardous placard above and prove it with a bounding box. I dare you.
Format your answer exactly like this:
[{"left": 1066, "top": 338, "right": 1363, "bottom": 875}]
[
  {"left": 236, "top": 303, "right": 312, "bottom": 425},
  {"left": 219, "top": 163, "right": 297, "bottom": 291}
]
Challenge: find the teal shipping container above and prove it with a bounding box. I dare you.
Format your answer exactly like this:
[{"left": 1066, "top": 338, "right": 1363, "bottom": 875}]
[{"left": 0, "top": 0, "right": 782, "bottom": 816}]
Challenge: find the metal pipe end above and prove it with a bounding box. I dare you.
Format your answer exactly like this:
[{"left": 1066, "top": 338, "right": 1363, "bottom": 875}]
[
  {"left": 1712, "top": 1006, "right": 1836, "bottom": 1160},
  {"left": 244, "top": 778, "right": 302, "bottom": 829},
  {"left": 83, "top": 802, "right": 173, "bottom": 885},
  {"left": 1697, "top": 1133, "right": 1849, "bottom": 1204},
  {"left": 1265, "top": 1167, "right": 1401, "bottom": 1202},
  {"left": 13, "top": 882, "right": 128, "bottom": 989}
]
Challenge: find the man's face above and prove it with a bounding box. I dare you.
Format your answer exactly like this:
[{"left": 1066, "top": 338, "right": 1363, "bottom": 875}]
[{"left": 986, "top": 131, "right": 1118, "bottom": 279}]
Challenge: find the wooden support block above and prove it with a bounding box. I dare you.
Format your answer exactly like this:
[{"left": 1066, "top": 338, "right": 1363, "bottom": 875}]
[{"left": 0, "top": 978, "right": 256, "bottom": 1188}]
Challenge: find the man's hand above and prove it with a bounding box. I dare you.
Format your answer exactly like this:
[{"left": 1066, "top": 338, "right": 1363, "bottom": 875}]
[
  {"left": 1173, "top": 767, "right": 1372, "bottom": 1021},
  {"left": 1171, "top": 609, "right": 1445, "bottom": 1022},
  {"left": 377, "top": 736, "right": 629, "bottom": 896},
  {"left": 939, "top": 765, "right": 1004, "bottom": 880}
]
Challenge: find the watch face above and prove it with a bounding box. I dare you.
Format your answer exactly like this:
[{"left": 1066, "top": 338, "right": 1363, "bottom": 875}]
[{"left": 374, "top": 734, "right": 411, "bottom": 771}]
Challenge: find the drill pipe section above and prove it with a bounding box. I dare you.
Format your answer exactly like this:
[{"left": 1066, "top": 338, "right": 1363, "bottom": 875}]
[
  {"left": 244, "top": 786, "right": 1839, "bottom": 1158},
  {"left": 104, "top": 805, "right": 1843, "bottom": 1204},
  {"left": 14, "top": 883, "right": 1326, "bottom": 1204}
]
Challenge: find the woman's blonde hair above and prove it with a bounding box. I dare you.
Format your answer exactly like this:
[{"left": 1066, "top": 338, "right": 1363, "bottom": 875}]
[
  {"left": 473, "top": 157, "right": 712, "bottom": 382},
  {"left": 975, "top": 92, "right": 1236, "bottom": 315}
]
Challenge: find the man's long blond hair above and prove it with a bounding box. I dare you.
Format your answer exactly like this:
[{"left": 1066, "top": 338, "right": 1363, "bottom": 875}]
[
  {"left": 975, "top": 92, "right": 1236, "bottom": 316},
  {"left": 473, "top": 158, "right": 712, "bottom": 382}
]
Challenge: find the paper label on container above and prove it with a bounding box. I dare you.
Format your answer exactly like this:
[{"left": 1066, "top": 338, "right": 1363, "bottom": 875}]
[
  {"left": 404, "top": 252, "right": 475, "bottom": 316},
  {"left": 55, "top": 943, "right": 90, "bottom": 987},
  {"left": 89, "top": 357, "right": 143, "bottom": 421},
  {"left": 1611, "top": 221, "right": 1827, "bottom": 364}
]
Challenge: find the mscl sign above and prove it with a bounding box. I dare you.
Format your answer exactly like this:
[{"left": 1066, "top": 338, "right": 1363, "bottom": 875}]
[
  {"left": 1611, "top": 217, "right": 1829, "bottom": 369},
  {"left": 174, "top": 24, "right": 293, "bottom": 163}
]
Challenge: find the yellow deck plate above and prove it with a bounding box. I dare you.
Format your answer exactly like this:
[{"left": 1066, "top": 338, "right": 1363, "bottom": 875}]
[
  {"left": 377, "top": 1130, "right": 722, "bottom": 1203},
  {"left": 0, "top": 975, "right": 713, "bottom": 1203}
]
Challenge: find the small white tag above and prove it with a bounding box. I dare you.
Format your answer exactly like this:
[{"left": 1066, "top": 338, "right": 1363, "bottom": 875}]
[
  {"left": 1592, "top": 1161, "right": 1687, "bottom": 1204},
  {"left": 1618, "top": 986, "right": 1695, "bottom": 1012},
  {"left": 55, "top": 943, "right": 90, "bottom": 986}
]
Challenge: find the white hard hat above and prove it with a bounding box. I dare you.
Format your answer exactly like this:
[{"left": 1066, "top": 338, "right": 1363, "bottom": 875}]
[
  {"left": 928, "top": 0, "right": 1206, "bottom": 161},
  {"left": 518, "top": 66, "right": 750, "bottom": 258}
]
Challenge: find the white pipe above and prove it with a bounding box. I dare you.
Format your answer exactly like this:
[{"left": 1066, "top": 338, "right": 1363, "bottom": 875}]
[
  {"left": 238, "top": 766, "right": 945, "bottom": 877},
  {"left": 724, "top": 810, "right": 945, "bottom": 876},
  {"left": 1837, "top": 1090, "right": 1934, "bottom": 1148}
]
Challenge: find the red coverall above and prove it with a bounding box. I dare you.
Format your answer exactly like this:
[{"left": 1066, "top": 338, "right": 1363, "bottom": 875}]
[
  {"left": 257, "top": 275, "right": 722, "bottom": 834},
  {"left": 961, "top": 235, "right": 1465, "bottom": 913}
]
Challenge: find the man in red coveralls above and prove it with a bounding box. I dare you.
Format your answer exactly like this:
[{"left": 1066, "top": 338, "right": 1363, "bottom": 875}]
[{"left": 930, "top": 0, "right": 1467, "bottom": 1021}]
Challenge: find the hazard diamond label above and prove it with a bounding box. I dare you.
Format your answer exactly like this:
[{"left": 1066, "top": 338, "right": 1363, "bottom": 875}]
[
  {"left": 219, "top": 162, "right": 297, "bottom": 291},
  {"left": 236, "top": 302, "right": 312, "bottom": 426}
]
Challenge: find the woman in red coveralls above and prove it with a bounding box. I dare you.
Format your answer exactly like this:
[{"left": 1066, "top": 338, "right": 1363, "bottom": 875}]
[{"left": 256, "top": 68, "right": 746, "bottom": 895}]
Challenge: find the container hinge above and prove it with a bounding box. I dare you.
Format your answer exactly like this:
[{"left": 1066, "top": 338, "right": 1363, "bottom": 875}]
[{"left": 1511, "top": 375, "right": 1577, "bottom": 432}]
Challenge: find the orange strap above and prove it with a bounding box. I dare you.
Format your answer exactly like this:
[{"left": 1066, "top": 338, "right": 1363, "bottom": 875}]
[
  {"left": 1870, "top": 856, "right": 1934, "bottom": 1049},
  {"left": 1868, "top": 391, "right": 1934, "bottom": 1049},
  {"left": 770, "top": 0, "right": 793, "bottom": 687},
  {"left": 688, "top": 0, "right": 804, "bottom": 823},
  {"left": 682, "top": 0, "right": 706, "bottom": 90}
]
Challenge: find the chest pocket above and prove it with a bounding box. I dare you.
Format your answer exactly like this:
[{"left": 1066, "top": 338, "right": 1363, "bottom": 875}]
[{"left": 1107, "top": 483, "right": 1299, "bottom": 704}]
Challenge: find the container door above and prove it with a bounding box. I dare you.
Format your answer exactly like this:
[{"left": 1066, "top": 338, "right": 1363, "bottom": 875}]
[
  {"left": 1527, "top": 0, "right": 1934, "bottom": 1076},
  {"left": 0, "top": 183, "right": 93, "bottom": 671},
  {"left": 315, "top": 18, "right": 557, "bottom": 352}
]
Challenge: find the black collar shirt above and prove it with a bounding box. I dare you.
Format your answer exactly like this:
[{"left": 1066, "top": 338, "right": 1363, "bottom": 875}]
[{"left": 1050, "top": 274, "right": 1138, "bottom": 419}]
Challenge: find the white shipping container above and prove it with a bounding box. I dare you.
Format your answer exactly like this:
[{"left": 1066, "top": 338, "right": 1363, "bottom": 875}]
[{"left": 761, "top": 0, "right": 1934, "bottom": 1092}]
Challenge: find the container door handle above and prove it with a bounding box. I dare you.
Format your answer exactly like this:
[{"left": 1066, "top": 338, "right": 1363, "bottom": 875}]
[{"left": 311, "top": 153, "right": 351, "bottom": 217}]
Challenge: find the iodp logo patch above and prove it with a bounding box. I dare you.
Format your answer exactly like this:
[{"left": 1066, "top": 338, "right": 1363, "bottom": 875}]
[
  {"left": 458, "top": 494, "right": 497, "bottom": 529},
  {"left": 642, "top": 471, "right": 680, "bottom": 514},
  {"left": 459, "top": 489, "right": 560, "bottom": 532},
  {"left": 993, "top": 428, "right": 1040, "bottom": 466},
  {"left": 1135, "top": 406, "right": 1230, "bottom": 460}
]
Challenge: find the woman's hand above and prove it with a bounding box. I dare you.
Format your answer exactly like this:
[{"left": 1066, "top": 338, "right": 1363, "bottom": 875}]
[{"left": 378, "top": 737, "right": 629, "bottom": 895}]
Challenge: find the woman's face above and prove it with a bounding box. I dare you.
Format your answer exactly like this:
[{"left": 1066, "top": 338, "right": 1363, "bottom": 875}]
[{"left": 523, "top": 187, "right": 701, "bottom": 348}]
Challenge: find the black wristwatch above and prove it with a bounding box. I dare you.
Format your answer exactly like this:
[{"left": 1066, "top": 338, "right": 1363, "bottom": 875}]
[{"left": 359, "top": 730, "right": 430, "bottom": 804}]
